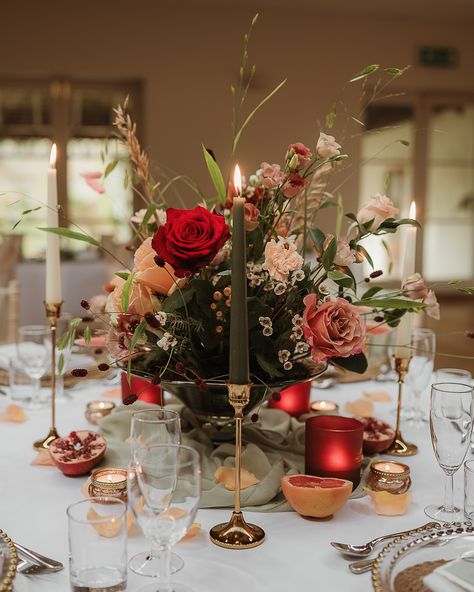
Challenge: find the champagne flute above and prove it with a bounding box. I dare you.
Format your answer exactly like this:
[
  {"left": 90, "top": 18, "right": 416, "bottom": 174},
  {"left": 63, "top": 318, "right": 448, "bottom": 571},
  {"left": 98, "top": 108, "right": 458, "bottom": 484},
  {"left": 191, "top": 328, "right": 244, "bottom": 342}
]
[
  {"left": 425, "top": 382, "right": 474, "bottom": 522},
  {"left": 134, "top": 444, "right": 201, "bottom": 592},
  {"left": 129, "top": 409, "right": 183, "bottom": 578},
  {"left": 405, "top": 328, "right": 436, "bottom": 428},
  {"left": 16, "top": 325, "right": 49, "bottom": 409}
]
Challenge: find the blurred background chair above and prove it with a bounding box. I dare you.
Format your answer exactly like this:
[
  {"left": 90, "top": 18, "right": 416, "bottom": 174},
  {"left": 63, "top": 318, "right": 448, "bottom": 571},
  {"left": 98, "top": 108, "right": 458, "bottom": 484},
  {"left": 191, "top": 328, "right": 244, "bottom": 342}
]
[
  {"left": 0, "top": 234, "right": 22, "bottom": 287},
  {"left": 0, "top": 279, "right": 20, "bottom": 344}
]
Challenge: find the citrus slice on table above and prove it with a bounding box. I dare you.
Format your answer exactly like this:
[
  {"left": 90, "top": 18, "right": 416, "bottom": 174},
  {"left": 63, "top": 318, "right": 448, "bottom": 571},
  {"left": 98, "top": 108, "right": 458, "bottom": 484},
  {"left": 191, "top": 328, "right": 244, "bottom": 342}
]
[{"left": 281, "top": 474, "right": 352, "bottom": 518}]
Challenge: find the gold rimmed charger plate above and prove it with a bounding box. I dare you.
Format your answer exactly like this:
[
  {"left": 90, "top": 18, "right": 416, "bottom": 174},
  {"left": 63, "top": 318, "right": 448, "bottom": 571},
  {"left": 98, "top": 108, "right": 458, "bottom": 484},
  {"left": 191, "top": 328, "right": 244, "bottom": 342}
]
[{"left": 0, "top": 529, "right": 17, "bottom": 592}]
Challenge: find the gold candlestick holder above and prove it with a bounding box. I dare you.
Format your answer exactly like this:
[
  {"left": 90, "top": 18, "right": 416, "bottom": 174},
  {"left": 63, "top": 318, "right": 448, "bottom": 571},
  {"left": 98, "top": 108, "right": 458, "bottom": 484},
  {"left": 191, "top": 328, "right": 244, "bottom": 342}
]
[
  {"left": 386, "top": 355, "right": 418, "bottom": 457},
  {"left": 33, "top": 301, "right": 62, "bottom": 450},
  {"left": 209, "top": 383, "right": 265, "bottom": 549}
]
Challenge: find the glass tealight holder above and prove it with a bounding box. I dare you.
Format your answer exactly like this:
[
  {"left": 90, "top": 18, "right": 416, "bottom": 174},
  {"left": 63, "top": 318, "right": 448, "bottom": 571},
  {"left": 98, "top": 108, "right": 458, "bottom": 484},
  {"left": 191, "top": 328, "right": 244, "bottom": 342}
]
[
  {"left": 367, "top": 461, "right": 411, "bottom": 494},
  {"left": 89, "top": 468, "right": 128, "bottom": 502},
  {"left": 85, "top": 400, "right": 116, "bottom": 425}
]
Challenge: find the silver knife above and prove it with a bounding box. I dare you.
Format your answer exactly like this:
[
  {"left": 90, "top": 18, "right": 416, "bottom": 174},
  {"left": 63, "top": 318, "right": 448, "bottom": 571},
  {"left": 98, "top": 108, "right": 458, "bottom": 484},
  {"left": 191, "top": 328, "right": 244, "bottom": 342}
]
[{"left": 14, "top": 543, "right": 63, "bottom": 571}]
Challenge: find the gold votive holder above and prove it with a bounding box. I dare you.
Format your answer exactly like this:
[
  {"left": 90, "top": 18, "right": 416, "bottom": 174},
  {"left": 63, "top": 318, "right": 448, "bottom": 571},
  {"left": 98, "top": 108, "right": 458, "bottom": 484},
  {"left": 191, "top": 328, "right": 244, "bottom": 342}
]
[
  {"left": 89, "top": 468, "right": 128, "bottom": 502},
  {"left": 85, "top": 400, "right": 116, "bottom": 425},
  {"left": 310, "top": 400, "right": 339, "bottom": 415},
  {"left": 367, "top": 460, "right": 411, "bottom": 494}
]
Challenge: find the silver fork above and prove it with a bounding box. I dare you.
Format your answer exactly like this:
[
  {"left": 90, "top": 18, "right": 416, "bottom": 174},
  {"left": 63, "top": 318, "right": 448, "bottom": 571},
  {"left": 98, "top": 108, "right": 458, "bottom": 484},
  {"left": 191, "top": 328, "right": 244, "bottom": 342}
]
[{"left": 17, "top": 559, "right": 52, "bottom": 576}]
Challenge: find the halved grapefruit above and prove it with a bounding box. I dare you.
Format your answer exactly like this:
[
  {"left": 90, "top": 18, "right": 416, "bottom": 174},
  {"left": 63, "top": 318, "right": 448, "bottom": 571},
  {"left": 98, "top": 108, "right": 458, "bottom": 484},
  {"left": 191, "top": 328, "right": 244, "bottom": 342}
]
[{"left": 281, "top": 474, "right": 352, "bottom": 518}]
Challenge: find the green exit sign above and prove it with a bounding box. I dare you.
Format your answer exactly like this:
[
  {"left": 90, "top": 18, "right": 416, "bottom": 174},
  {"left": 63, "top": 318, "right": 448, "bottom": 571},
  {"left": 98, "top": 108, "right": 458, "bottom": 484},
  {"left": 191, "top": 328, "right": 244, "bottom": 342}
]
[{"left": 419, "top": 46, "right": 459, "bottom": 68}]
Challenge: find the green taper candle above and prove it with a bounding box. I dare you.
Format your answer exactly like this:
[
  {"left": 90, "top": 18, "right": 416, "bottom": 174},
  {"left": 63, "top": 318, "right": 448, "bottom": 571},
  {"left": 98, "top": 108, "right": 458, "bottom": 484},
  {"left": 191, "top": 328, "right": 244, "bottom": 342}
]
[{"left": 229, "top": 165, "right": 250, "bottom": 385}]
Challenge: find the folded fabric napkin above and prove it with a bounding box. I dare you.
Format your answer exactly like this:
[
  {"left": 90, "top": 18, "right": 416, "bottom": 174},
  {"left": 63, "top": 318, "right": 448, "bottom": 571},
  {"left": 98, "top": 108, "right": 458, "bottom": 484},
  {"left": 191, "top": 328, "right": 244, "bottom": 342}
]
[
  {"left": 99, "top": 402, "right": 369, "bottom": 512},
  {"left": 425, "top": 556, "right": 474, "bottom": 592}
]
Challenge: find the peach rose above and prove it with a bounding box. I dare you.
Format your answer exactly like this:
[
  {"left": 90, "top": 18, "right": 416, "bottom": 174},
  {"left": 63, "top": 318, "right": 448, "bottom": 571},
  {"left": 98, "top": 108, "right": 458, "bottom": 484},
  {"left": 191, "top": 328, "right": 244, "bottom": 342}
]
[
  {"left": 424, "top": 290, "right": 440, "bottom": 320},
  {"left": 263, "top": 237, "right": 303, "bottom": 283},
  {"left": 402, "top": 273, "right": 429, "bottom": 300},
  {"left": 302, "top": 295, "right": 366, "bottom": 363},
  {"left": 106, "top": 276, "right": 155, "bottom": 317},
  {"left": 323, "top": 234, "right": 356, "bottom": 267},
  {"left": 134, "top": 237, "right": 178, "bottom": 296},
  {"left": 357, "top": 193, "right": 399, "bottom": 230},
  {"left": 244, "top": 203, "right": 260, "bottom": 231}
]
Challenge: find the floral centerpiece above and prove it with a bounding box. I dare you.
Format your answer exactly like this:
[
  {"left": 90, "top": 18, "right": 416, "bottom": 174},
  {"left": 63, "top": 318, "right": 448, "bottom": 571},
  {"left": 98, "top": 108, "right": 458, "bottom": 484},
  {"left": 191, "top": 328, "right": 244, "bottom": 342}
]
[{"left": 44, "top": 19, "right": 446, "bottom": 417}]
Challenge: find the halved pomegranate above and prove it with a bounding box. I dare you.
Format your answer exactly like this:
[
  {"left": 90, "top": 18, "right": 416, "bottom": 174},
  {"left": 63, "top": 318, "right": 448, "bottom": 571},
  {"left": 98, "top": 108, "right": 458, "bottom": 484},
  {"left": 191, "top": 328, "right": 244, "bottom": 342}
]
[
  {"left": 356, "top": 416, "right": 395, "bottom": 454},
  {"left": 281, "top": 474, "right": 352, "bottom": 518},
  {"left": 49, "top": 430, "right": 106, "bottom": 477}
]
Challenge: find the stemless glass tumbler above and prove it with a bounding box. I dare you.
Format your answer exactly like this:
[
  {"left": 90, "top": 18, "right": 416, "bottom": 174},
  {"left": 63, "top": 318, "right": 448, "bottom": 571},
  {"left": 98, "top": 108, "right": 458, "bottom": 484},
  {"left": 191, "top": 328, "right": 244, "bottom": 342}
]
[
  {"left": 425, "top": 382, "right": 474, "bottom": 522},
  {"left": 67, "top": 497, "right": 127, "bottom": 592}
]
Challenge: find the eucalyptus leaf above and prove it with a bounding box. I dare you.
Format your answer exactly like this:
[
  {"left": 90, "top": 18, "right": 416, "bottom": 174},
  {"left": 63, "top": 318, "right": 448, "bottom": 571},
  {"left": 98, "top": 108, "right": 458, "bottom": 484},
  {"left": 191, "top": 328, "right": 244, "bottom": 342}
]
[
  {"left": 39, "top": 227, "right": 100, "bottom": 246},
  {"left": 104, "top": 160, "right": 118, "bottom": 178},
  {"left": 322, "top": 236, "right": 337, "bottom": 270},
  {"left": 121, "top": 272, "right": 135, "bottom": 312},
  {"left": 202, "top": 146, "right": 226, "bottom": 203},
  {"left": 327, "top": 270, "right": 355, "bottom": 289},
  {"left": 309, "top": 227, "right": 326, "bottom": 252},
  {"left": 115, "top": 271, "right": 130, "bottom": 281},
  {"left": 349, "top": 64, "right": 379, "bottom": 83},
  {"left": 353, "top": 297, "right": 425, "bottom": 310},
  {"left": 58, "top": 353, "right": 64, "bottom": 375},
  {"left": 131, "top": 320, "right": 147, "bottom": 350},
  {"left": 356, "top": 244, "right": 374, "bottom": 268}
]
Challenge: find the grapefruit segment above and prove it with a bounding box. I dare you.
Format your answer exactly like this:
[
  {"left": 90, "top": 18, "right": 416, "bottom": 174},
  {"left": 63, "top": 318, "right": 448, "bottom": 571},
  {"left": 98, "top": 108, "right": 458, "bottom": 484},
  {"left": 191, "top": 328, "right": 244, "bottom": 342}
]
[{"left": 281, "top": 474, "right": 352, "bottom": 518}]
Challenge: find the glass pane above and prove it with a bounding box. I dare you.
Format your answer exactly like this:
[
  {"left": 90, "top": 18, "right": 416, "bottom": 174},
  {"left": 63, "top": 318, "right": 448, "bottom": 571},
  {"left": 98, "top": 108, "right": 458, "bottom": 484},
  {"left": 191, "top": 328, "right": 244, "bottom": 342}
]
[
  {"left": 67, "top": 138, "right": 132, "bottom": 252},
  {"left": 358, "top": 105, "right": 415, "bottom": 280},
  {"left": 0, "top": 138, "right": 50, "bottom": 258},
  {"left": 424, "top": 102, "right": 474, "bottom": 281}
]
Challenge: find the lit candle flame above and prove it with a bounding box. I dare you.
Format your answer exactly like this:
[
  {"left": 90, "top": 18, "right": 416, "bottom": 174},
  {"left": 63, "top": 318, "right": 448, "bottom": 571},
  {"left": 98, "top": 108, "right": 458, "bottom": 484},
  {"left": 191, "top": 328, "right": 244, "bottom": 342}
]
[
  {"left": 233, "top": 164, "right": 242, "bottom": 197},
  {"left": 409, "top": 200, "right": 416, "bottom": 220},
  {"left": 50, "top": 144, "right": 57, "bottom": 168}
]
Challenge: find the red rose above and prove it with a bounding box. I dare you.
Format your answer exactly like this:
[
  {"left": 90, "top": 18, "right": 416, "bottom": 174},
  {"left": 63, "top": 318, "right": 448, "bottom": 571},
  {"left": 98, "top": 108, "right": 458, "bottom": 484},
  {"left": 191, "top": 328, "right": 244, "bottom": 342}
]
[{"left": 151, "top": 206, "right": 230, "bottom": 277}]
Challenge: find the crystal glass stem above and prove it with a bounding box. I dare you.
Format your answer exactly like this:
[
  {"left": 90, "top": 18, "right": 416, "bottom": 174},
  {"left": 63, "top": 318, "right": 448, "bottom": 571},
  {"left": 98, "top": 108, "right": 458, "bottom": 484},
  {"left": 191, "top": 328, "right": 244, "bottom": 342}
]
[
  {"left": 444, "top": 473, "right": 455, "bottom": 513},
  {"left": 31, "top": 377, "right": 41, "bottom": 406},
  {"left": 158, "top": 545, "right": 172, "bottom": 592}
]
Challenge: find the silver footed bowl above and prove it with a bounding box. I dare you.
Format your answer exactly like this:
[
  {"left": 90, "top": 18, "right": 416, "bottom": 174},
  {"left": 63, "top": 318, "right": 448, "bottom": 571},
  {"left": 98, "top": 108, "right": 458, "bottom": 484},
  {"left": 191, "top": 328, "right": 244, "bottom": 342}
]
[{"left": 160, "top": 362, "right": 327, "bottom": 426}]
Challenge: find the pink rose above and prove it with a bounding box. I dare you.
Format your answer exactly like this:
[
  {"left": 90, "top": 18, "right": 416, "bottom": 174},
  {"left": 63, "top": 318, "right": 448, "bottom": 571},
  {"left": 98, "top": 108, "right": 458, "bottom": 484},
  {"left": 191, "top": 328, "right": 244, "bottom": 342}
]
[
  {"left": 316, "top": 133, "right": 341, "bottom": 158},
  {"left": 424, "top": 290, "right": 440, "bottom": 320},
  {"left": 302, "top": 295, "right": 366, "bottom": 363},
  {"left": 263, "top": 237, "right": 303, "bottom": 283},
  {"left": 402, "top": 273, "right": 429, "bottom": 300},
  {"left": 357, "top": 193, "right": 399, "bottom": 230},
  {"left": 282, "top": 173, "right": 309, "bottom": 198},
  {"left": 259, "top": 162, "right": 285, "bottom": 189},
  {"left": 286, "top": 142, "right": 313, "bottom": 170},
  {"left": 134, "top": 237, "right": 178, "bottom": 296},
  {"left": 243, "top": 203, "right": 260, "bottom": 231},
  {"left": 323, "top": 234, "right": 356, "bottom": 267}
]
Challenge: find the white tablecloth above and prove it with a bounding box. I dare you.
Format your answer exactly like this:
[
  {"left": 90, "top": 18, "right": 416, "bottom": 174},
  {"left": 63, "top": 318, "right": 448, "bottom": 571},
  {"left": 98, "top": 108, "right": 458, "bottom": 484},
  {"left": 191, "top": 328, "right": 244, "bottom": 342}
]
[{"left": 0, "top": 377, "right": 458, "bottom": 592}]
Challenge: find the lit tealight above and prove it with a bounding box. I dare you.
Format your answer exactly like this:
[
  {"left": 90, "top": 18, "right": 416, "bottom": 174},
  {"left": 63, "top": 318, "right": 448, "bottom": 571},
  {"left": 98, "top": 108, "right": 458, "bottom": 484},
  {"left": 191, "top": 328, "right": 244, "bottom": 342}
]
[{"left": 310, "top": 400, "right": 339, "bottom": 415}]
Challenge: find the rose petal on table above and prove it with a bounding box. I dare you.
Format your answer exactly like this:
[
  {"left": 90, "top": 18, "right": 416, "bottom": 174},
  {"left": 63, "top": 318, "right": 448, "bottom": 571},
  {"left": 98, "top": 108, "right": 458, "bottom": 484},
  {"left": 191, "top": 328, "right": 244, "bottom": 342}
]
[
  {"left": 181, "top": 522, "right": 201, "bottom": 541},
  {"left": 103, "top": 388, "right": 122, "bottom": 399},
  {"left": 75, "top": 336, "right": 107, "bottom": 347},
  {"left": 0, "top": 404, "right": 28, "bottom": 422},
  {"left": 214, "top": 466, "right": 260, "bottom": 491},
  {"left": 31, "top": 450, "right": 55, "bottom": 466},
  {"left": 365, "top": 488, "right": 412, "bottom": 515},
  {"left": 87, "top": 507, "right": 132, "bottom": 537},
  {"left": 344, "top": 399, "right": 374, "bottom": 417},
  {"left": 363, "top": 390, "right": 392, "bottom": 402}
]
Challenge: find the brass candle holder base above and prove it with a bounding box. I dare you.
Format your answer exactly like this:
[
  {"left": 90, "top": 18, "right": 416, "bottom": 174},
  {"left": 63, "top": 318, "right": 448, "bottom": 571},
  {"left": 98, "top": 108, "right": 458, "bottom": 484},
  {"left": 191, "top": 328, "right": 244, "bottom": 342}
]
[
  {"left": 33, "top": 301, "right": 63, "bottom": 450},
  {"left": 33, "top": 426, "right": 61, "bottom": 451},
  {"left": 386, "top": 355, "right": 418, "bottom": 457},
  {"left": 210, "top": 511, "right": 265, "bottom": 549},
  {"left": 209, "top": 383, "right": 265, "bottom": 549}
]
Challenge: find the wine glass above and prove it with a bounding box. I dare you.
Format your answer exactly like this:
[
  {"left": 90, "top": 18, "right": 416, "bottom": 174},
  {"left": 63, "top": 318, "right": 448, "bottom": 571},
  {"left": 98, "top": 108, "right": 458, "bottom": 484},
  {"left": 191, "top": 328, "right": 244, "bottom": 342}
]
[
  {"left": 129, "top": 409, "right": 183, "bottom": 578},
  {"left": 133, "top": 444, "right": 201, "bottom": 592},
  {"left": 16, "top": 325, "right": 49, "bottom": 409},
  {"left": 425, "top": 382, "right": 474, "bottom": 522},
  {"left": 405, "top": 328, "right": 436, "bottom": 428},
  {"left": 435, "top": 368, "right": 472, "bottom": 384}
]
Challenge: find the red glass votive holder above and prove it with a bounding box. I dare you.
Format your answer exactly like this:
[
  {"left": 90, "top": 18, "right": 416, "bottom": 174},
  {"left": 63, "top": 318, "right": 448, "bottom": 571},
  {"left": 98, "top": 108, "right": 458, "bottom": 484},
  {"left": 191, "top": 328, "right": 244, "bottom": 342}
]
[
  {"left": 267, "top": 381, "right": 312, "bottom": 417},
  {"left": 305, "top": 415, "right": 364, "bottom": 488},
  {"left": 121, "top": 372, "right": 162, "bottom": 405}
]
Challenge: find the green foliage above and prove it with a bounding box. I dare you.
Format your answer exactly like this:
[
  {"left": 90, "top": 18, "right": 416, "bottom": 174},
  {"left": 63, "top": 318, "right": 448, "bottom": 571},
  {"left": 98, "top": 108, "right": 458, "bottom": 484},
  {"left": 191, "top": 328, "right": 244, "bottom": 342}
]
[
  {"left": 350, "top": 64, "right": 379, "bottom": 83},
  {"left": 322, "top": 236, "right": 337, "bottom": 270},
  {"left": 332, "top": 352, "right": 368, "bottom": 374},
  {"left": 202, "top": 146, "right": 226, "bottom": 203},
  {"left": 121, "top": 272, "right": 135, "bottom": 312},
  {"left": 39, "top": 227, "right": 100, "bottom": 246},
  {"left": 326, "top": 103, "right": 337, "bottom": 129}
]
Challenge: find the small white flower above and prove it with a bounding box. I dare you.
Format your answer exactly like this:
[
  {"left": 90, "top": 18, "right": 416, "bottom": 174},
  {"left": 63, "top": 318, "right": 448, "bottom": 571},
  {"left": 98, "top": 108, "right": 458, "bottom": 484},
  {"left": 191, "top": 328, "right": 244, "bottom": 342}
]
[
  {"left": 157, "top": 332, "right": 177, "bottom": 351},
  {"left": 293, "top": 269, "right": 305, "bottom": 282},
  {"left": 274, "top": 283, "right": 286, "bottom": 296},
  {"left": 292, "top": 314, "right": 303, "bottom": 327},
  {"left": 263, "top": 280, "right": 275, "bottom": 292},
  {"left": 295, "top": 341, "right": 310, "bottom": 354},
  {"left": 292, "top": 326, "right": 303, "bottom": 339},
  {"left": 278, "top": 349, "right": 291, "bottom": 363},
  {"left": 283, "top": 361, "right": 293, "bottom": 371},
  {"left": 259, "top": 316, "right": 272, "bottom": 327},
  {"left": 262, "top": 326, "right": 273, "bottom": 337},
  {"left": 156, "top": 312, "right": 167, "bottom": 326}
]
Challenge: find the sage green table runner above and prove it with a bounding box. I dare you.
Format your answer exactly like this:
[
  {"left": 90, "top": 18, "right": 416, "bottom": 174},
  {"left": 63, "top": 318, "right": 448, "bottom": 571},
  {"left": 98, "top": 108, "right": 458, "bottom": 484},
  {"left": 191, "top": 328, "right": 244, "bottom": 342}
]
[{"left": 99, "top": 402, "right": 368, "bottom": 512}]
